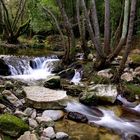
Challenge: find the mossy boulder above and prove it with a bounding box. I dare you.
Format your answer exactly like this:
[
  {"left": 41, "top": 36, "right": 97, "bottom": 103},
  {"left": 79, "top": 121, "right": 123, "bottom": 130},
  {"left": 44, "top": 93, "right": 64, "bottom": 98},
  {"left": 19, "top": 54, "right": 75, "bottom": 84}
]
[
  {"left": 129, "top": 54, "right": 140, "bottom": 68},
  {"left": 79, "top": 85, "right": 118, "bottom": 105},
  {"left": 44, "top": 76, "right": 61, "bottom": 89},
  {"left": 0, "top": 114, "right": 29, "bottom": 137},
  {"left": 121, "top": 83, "right": 140, "bottom": 101},
  {"left": 91, "top": 74, "right": 111, "bottom": 84}
]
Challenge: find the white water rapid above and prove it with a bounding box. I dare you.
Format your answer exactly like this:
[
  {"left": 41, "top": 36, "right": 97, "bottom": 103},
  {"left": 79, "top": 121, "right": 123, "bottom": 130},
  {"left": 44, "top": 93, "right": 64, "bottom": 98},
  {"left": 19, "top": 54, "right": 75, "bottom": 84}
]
[
  {"left": 3, "top": 55, "right": 59, "bottom": 82},
  {"left": 65, "top": 101, "right": 140, "bottom": 139},
  {"left": 71, "top": 69, "right": 82, "bottom": 85}
]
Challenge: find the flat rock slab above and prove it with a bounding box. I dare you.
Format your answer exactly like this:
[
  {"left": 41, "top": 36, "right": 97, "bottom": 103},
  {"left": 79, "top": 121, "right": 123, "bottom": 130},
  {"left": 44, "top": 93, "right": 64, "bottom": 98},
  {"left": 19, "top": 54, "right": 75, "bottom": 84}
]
[{"left": 23, "top": 86, "right": 68, "bottom": 109}]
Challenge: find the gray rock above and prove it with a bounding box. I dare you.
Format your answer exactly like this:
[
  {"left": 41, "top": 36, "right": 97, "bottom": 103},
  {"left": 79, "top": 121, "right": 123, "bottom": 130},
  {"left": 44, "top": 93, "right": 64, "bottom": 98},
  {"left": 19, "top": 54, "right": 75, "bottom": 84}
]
[
  {"left": 31, "top": 109, "right": 37, "bottom": 119},
  {"left": 2, "top": 90, "right": 23, "bottom": 107},
  {"left": 23, "top": 86, "right": 68, "bottom": 109},
  {"left": 40, "top": 136, "right": 50, "bottom": 140},
  {"left": 36, "top": 116, "right": 54, "bottom": 127},
  {"left": 56, "top": 132, "right": 69, "bottom": 140},
  {"left": 44, "top": 76, "right": 61, "bottom": 89},
  {"left": 24, "top": 107, "right": 33, "bottom": 117},
  {"left": 42, "top": 127, "right": 55, "bottom": 139},
  {"left": 28, "top": 118, "right": 38, "bottom": 128},
  {"left": 121, "top": 72, "right": 133, "bottom": 82},
  {"left": 14, "top": 110, "right": 27, "bottom": 118},
  {"left": 4, "top": 81, "right": 14, "bottom": 90},
  {"left": 17, "top": 131, "right": 38, "bottom": 140},
  {"left": 97, "top": 69, "right": 113, "bottom": 79},
  {"left": 80, "top": 84, "right": 118, "bottom": 105},
  {"left": 42, "top": 110, "right": 64, "bottom": 121}
]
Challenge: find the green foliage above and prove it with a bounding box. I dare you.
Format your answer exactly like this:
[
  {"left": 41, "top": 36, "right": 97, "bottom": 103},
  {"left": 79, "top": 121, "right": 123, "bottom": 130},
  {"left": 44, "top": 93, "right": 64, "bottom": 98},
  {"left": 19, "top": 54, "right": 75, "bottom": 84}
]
[{"left": 27, "top": 0, "right": 59, "bottom": 33}]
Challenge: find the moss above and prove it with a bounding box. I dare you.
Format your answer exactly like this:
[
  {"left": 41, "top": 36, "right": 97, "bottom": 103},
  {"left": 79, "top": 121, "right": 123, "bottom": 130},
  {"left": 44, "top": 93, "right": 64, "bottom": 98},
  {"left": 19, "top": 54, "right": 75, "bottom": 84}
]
[
  {"left": 130, "top": 54, "right": 140, "bottom": 63},
  {"left": 124, "top": 83, "right": 140, "bottom": 95},
  {"left": 91, "top": 75, "right": 111, "bottom": 84},
  {"left": 0, "top": 114, "right": 29, "bottom": 137}
]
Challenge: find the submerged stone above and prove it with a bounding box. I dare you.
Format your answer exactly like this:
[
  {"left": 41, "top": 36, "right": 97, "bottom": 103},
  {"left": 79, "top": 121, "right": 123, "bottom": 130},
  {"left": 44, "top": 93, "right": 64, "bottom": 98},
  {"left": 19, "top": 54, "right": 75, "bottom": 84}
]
[
  {"left": 0, "top": 114, "right": 29, "bottom": 137},
  {"left": 23, "top": 86, "right": 68, "bottom": 109}
]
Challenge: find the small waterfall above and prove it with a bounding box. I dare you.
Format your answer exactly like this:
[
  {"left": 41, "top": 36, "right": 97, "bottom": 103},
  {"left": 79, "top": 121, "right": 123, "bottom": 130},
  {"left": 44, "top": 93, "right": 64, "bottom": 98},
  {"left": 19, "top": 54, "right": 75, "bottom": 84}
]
[
  {"left": 65, "top": 101, "right": 140, "bottom": 138},
  {"left": 2, "top": 55, "right": 59, "bottom": 81},
  {"left": 71, "top": 69, "right": 82, "bottom": 85}
]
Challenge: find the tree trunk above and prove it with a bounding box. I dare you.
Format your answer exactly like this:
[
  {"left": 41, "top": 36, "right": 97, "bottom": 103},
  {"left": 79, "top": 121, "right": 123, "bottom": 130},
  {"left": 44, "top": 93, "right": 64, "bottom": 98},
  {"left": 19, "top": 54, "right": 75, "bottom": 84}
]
[
  {"left": 76, "top": 0, "right": 89, "bottom": 59},
  {"left": 81, "top": 0, "right": 105, "bottom": 60},
  {"left": 108, "top": 0, "right": 130, "bottom": 62},
  {"left": 113, "top": 0, "right": 137, "bottom": 82},
  {"left": 104, "top": 0, "right": 110, "bottom": 56},
  {"left": 56, "top": 0, "right": 76, "bottom": 63}
]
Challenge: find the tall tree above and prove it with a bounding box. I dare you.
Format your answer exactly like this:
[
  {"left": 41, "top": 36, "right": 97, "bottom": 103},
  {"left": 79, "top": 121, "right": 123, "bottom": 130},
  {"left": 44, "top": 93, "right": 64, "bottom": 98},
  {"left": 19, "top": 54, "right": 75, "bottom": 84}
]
[
  {"left": 56, "top": 0, "right": 76, "bottom": 64},
  {"left": 0, "top": 0, "right": 29, "bottom": 44}
]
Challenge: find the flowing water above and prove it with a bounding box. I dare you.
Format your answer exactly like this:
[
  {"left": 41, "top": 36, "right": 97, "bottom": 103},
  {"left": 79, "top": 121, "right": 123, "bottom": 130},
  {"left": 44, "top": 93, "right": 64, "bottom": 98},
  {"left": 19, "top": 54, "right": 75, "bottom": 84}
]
[
  {"left": 1, "top": 55, "right": 59, "bottom": 82},
  {"left": 65, "top": 101, "right": 140, "bottom": 139},
  {"left": 1, "top": 55, "right": 140, "bottom": 139}
]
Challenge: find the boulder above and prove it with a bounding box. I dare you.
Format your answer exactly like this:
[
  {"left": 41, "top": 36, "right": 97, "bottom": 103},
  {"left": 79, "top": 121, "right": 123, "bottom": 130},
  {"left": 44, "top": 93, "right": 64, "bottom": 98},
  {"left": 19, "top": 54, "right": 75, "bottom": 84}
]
[
  {"left": 42, "top": 127, "right": 55, "bottom": 139},
  {"left": 67, "top": 112, "right": 88, "bottom": 123},
  {"left": 58, "top": 68, "right": 75, "bottom": 79},
  {"left": 2, "top": 90, "right": 23, "bottom": 107},
  {"left": 56, "top": 132, "right": 69, "bottom": 140},
  {"left": 79, "top": 84, "right": 118, "bottom": 105},
  {"left": 121, "top": 72, "right": 133, "bottom": 82},
  {"left": 4, "top": 81, "right": 14, "bottom": 90},
  {"left": 0, "top": 59, "right": 11, "bottom": 76},
  {"left": 17, "top": 131, "right": 38, "bottom": 140},
  {"left": 42, "top": 110, "right": 64, "bottom": 121},
  {"left": 23, "top": 86, "right": 68, "bottom": 109},
  {"left": 28, "top": 118, "right": 38, "bottom": 128},
  {"left": 44, "top": 76, "right": 61, "bottom": 89},
  {"left": 0, "top": 114, "right": 29, "bottom": 137},
  {"left": 36, "top": 116, "right": 54, "bottom": 127},
  {"left": 97, "top": 69, "right": 113, "bottom": 79}
]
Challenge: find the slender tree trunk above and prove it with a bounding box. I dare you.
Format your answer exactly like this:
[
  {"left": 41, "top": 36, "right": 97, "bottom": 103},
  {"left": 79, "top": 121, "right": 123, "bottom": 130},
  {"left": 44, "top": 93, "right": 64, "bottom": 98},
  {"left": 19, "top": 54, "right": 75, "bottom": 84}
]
[
  {"left": 81, "top": 0, "right": 105, "bottom": 60},
  {"left": 76, "top": 0, "right": 89, "bottom": 59},
  {"left": 108, "top": 0, "right": 130, "bottom": 62},
  {"left": 104, "top": 0, "right": 111, "bottom": 56},
  {"left": 56, "top": 0, "right": 76, "bottom": 63},
  {"left": 90, "top": 0, "right": 101, "bottom": 53},
  {"left": 43, "top": 6, "right": 66, "bottom": 53},
  {"left": 114, "top": 0, "right": 137, "bottom": 82}
]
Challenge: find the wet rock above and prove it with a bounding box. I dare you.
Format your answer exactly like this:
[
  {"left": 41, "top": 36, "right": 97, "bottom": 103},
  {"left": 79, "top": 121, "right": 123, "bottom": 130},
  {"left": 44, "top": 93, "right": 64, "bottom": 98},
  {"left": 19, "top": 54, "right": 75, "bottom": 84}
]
[
  {"left": 14, "top": 110, "right": 27, "bottom": 118},
  {"left": 31, "top": 109, "right": 37, "bottom": 119},
  {"left": 0, "top": 59, "right": 11, "bottom": 76},
  {"left": 79, "top": 84, "right": 118, "bottom": 105},
  {"left": 0, "top": 85, "right": 5, "bottom": 93},
  {"left": 42, "top": 127, "right": 55, "bottom": 139},
  {"left": 23, "top": 86, "right": 68, "bottom": 109},
  {"left": 36, "top": 116, "right": 54, "bottom": 127},
  {"left": 56, "top": 132, "right": 69, "bottom": 140},
  {"left": 29, "top": 60, "right": 37, "bottom": 69},
  {"left": 24, "top": 107, "right": 33, "bottom": 117},
  {"left": 67, "top": 112, "right": 88, "bottom": 123},
  {"left": 0, "top": 114, "right": 29, "bottom": 137},
  {"left": 129, "top": 54, "right": 140, "bottom": 68},
  {"left": 42, "top": 110, "right": 64, "bottom": 121},
  {"left": 28, "top": 118, "right": 38, "bottom": 128},
  {"left": 2, "top": 90, "right": 23, "bottom": 107},
  {"left": 40, "top": 136, "right": 51, "bottom": 140},
  {"left": 97, "top": 69, "right": 113, "bottom": 79},
  {"left": 44, "top": 76, "right": 61, "bottom": 89},
  {"left": 4, "top": 81, "right": 14, "bottom": 90},
  {"left": 62, "top": 84, "right": 84, "bottom": 97},
  {"left": 121, "top": 72, "right": 133, "bottom": 82},
  {"left": 17, "top": 131, "right": 38, "bottom": 140},
  {"left": 58, "top": 68, "right": 75, "bottom": 79}
]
